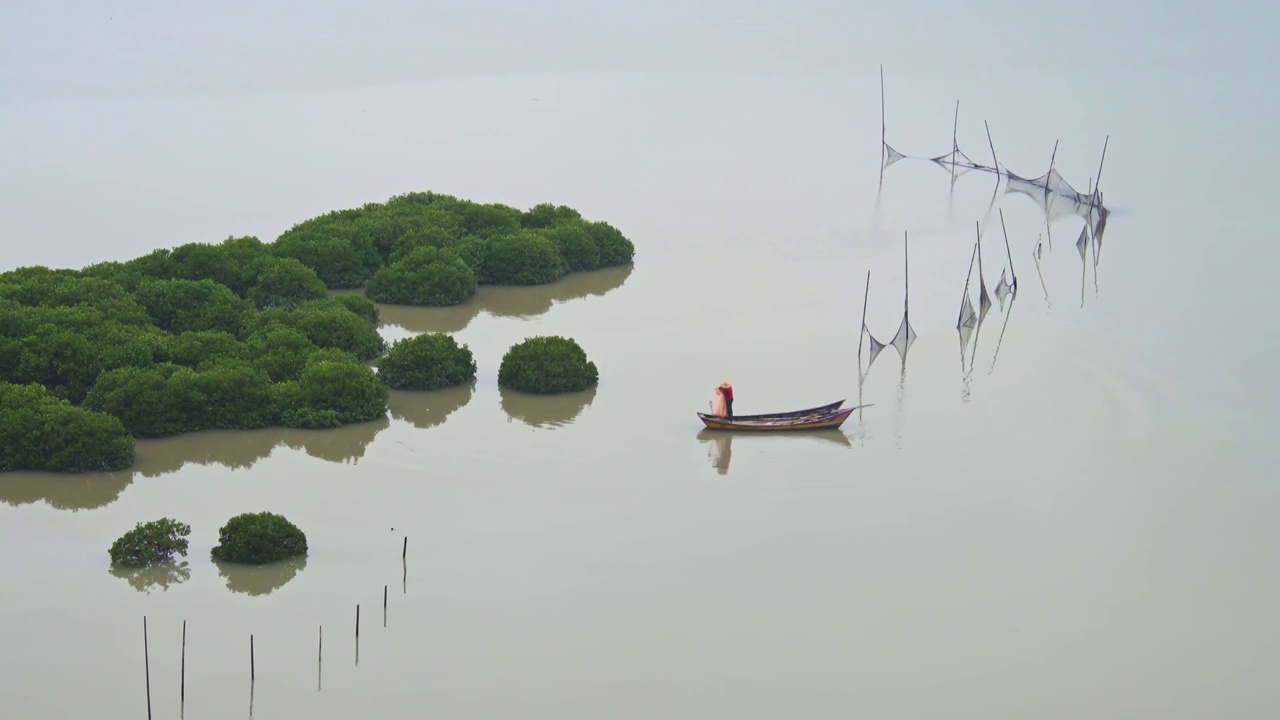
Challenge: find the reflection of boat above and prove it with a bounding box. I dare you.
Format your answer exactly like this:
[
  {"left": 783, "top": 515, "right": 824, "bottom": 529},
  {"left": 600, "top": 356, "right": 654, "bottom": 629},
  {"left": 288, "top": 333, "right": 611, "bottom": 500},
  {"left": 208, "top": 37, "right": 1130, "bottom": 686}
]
[
  {"left": 730, "top": 399, "right": 844, "bottom": 421},
  {"left": 695, "top": 428, "right": 853, "bottom": 449},
  {"left": 696, "top": 406, "right": 859, "bottom": 432}
]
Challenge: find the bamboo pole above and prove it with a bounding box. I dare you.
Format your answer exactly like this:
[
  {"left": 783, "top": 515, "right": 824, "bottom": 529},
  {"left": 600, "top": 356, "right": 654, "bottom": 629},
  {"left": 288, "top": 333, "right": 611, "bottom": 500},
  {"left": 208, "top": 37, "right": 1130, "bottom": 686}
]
[
  {"left": 143, "top": 617, "right": 153, "bottom": 720},
  {"left": 998, "top": 208, "right": 1016, "bottom": 289},
  {"left": 180, "top": 620, "right": 186, "bottom": 709},
  {"left": 879, "top": 64, "right": 886, "bottom": 163},
  {"left": 857, "top": 269, "right": 871, "bottom": 358},
  {"left": 984, "top": 120, "right": 998, "bottom": 172}
]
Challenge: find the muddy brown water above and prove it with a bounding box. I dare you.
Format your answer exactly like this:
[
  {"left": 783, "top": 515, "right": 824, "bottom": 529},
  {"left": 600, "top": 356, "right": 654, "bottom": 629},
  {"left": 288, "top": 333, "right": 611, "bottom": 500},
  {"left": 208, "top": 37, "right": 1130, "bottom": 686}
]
[{"left": 2, "top": 4, "right": 1279, "bottom": 717}]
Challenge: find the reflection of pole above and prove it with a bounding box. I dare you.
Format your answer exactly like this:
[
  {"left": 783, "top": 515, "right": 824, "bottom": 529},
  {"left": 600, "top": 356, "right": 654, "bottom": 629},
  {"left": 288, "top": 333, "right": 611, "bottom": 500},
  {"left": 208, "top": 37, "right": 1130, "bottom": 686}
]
[
  {"left": 180, "top": 620, "right": 187, "bottom": 710},
  {"left": 858, "top": 269, "right": 871, "bottom": 358},
  {"left": 903, "top": 232, "right": 909, "bottom": 319},
  {"left": 144, "top": 617, "right": 153, "bottom": 720}
]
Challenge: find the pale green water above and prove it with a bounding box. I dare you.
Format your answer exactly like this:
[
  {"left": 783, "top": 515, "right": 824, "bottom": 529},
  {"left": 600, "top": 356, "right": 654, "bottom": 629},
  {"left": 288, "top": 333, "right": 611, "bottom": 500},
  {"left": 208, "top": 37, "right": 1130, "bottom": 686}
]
[{"left": 2, "top": 2, "right": 1279, "bottom": 718}]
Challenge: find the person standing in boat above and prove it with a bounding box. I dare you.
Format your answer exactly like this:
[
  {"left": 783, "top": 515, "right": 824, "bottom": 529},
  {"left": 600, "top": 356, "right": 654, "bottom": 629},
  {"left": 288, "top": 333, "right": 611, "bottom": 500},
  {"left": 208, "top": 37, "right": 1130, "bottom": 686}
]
[{"left": 719, "top": 380, "right": 734, "bottom": 420}]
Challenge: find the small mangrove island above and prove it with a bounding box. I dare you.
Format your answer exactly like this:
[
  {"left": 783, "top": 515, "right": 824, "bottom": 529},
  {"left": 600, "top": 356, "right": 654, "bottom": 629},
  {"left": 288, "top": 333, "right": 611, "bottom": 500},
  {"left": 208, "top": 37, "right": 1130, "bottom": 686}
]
[
  {"left": 498, "top": 336, "right": 599, "bottom": 394},
  {"left": 0, "top": 191, "right": 632, "bottom": 473}
]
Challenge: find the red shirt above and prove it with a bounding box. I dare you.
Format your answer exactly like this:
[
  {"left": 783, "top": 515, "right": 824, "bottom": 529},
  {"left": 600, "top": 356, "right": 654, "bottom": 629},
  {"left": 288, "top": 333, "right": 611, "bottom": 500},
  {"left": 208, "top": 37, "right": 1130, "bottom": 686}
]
[{"left": 722, "top": 386, "right": 734, "bottom": 402}]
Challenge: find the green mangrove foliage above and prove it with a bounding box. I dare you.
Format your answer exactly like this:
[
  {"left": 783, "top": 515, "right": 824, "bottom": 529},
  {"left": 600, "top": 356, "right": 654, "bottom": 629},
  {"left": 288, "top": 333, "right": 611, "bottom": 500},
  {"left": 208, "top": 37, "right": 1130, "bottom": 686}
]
[
  {"left": 109, "top": 518, "right": 192, "bottom": 567},
  {"left": 377, "top": 333, "right": 477, "bottom": 391},
  {"left": 0, "top": 191, "right": 631, "bottom": 472},
  {"left": 365, "top": 246, "right": 477, "bottom": 306},
  {"left": 272, "top": 192, "right": 634, "bottom": 302},
  {"left": 211, "top": 512, "right": 308, "bottom": 565},
  {"left": 498, "top": 336, "right": 599, "bottom": 394},
  {"left": 0, "top": 381, "right": 136, "bottom": 472},
  {"left": 0, "top": 252, "right": 388, "bottom": 471}
]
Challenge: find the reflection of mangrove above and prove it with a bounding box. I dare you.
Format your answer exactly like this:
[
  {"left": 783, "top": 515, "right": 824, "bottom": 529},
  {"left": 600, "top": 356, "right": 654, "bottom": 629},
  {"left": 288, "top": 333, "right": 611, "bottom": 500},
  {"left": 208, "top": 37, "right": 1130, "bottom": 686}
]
[
  {"left": 0, "top": 416, "right": 391, "bottom": 512},
  {"left": 500, "top": 386, "right": 597, "bottom": 429},
  {"left": 0, "top": 470, "right": 133, "bottom": 512},
  {"left": 215, "top": 556, "right": 308, "bottom": 596},
  {"left": 387, "top": 381, "right": 475, "bottom": 429},
  {"left": 110, "top": 560, "right": 191, "bottom": 594},
  {"left": 376, "top": 264, "right": 633, "bottom": 334},
  {"left": 696, "top": 429, "right": 852, "bottom": 475}
]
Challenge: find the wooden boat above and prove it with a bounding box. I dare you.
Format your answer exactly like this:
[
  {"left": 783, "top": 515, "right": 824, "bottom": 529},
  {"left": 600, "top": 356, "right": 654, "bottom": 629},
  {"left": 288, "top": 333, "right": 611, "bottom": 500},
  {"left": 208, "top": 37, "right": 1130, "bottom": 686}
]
[
  {"left": 697, "top": 406, "right": 857, "bottom": 432},
  {"left": 726, "top": 399, "right": 845, "bottom": 421}
]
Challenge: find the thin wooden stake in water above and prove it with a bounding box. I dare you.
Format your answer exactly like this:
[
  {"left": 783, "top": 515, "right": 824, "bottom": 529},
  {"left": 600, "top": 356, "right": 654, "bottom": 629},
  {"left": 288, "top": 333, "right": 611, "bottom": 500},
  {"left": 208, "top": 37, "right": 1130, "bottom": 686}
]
[
  {"left": 402, "top": 536, "right": 407, "bottom": 561},
  {"left": 1044, "top": 139, "right": 1059, "bottom": 198},
  {"left": 857, "top": 269, "right": 870, "bottom": 358},
  {"left": 879, "top": 64, "right": 886, "bottom": 162},
  {"left": 951, "top": 100, "right": 960, "bottom": 160},
  {"left": 318, "top": 625, "right": 323, "bottom": 691},
  {"left": 383, "top": 585, "right": 388, "bottom": 627},
  {"left": 180, "top": 619, "right": 187, "bottom": 708},
  {"left": 143, "top": 616, "right": 153, "bottom": 720},
  {"left": 356, "top": 604, "right": 360, "bottom": 639},
  {"left": 999, "top": 208, "right": 1016, "bottom": 289},
  {"left": 250, "top": 634, "right": 255, "bottom": 682},
  {"left": 984, "top": 120, "right": 999, "bottom": 171}
]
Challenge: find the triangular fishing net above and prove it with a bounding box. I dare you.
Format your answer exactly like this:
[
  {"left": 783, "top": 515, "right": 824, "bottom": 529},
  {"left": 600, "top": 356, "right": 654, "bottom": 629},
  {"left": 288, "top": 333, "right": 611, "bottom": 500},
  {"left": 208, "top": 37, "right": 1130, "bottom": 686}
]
[
  {"left": 994, "top": 269, "right": 1012, "bottom": 309},
  {"left": 958, "top": 320, "right": 975, "bottom": 358},
  {"left": 931, "top": 146, "right": 983, "bottom": 171},
  {"left": 866, "top": 331, "right": 887, "bottom": 365},
  {"left": 957, "top": 293, "right": 977, "bottom": 329},
  {"left": 1075, "top": 225, "right": 1088, "bottom": 261},
  {"left": 1004, "top": 174, "right": 1095, "bottom": 224},
  {"left": 890, "top": 313, "right": 917, "bottom": 356},
  {"left": 883, "top": 142, "right": 906, "bottom": 167}
]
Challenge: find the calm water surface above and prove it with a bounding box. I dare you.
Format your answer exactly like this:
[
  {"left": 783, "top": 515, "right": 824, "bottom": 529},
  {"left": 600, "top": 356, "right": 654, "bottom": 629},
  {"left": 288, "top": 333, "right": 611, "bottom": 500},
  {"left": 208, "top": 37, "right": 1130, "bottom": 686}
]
[{"left": 2, "top": 2, "right": 1279, "bottom": 718}]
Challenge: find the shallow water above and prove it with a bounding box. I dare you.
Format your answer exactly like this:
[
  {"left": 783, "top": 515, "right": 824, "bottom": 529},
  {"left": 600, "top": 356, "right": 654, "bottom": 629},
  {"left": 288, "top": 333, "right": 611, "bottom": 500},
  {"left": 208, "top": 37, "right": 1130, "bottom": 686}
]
[{"left": 3, "top": 2, "right": 1280, "bottom": 718}]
